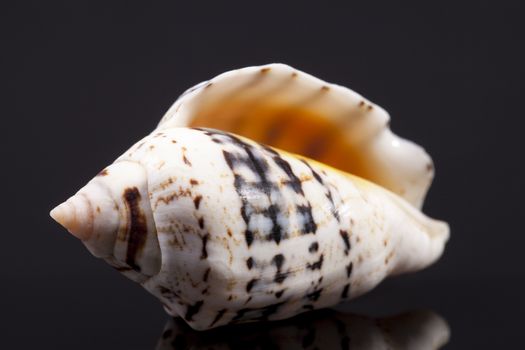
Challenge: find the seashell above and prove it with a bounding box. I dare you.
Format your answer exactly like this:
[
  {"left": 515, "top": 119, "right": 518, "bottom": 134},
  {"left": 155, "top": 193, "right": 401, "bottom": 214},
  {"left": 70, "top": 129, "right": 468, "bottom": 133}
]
[
  {"left": 50, "top": 64, "right": 449, "bottom": 330},
  {"left": 156, "top": 309, "right": 450, "bottom": 350}
]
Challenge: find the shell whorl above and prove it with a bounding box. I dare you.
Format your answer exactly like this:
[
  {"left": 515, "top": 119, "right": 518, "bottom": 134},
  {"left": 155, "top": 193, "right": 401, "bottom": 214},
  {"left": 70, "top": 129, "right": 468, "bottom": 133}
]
[{"left": 50, "top": 161, "right": 161, "bottom": 278}]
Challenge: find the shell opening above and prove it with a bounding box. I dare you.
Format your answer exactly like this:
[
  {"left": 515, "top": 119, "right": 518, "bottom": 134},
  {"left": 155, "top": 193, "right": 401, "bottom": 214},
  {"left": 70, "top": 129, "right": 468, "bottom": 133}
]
[
  {"left": 160, "top": 64, "right": 434, "bottom": 208},
  {"left": 189, "top": 101, "right": 373, "bottom": 182}
]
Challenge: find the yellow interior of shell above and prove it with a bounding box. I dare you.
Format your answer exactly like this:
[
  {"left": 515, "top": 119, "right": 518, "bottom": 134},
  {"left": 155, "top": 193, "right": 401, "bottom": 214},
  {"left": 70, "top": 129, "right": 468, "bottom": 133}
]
[{"left": 188, "top": 100, "right": 376, "bottom": 183}]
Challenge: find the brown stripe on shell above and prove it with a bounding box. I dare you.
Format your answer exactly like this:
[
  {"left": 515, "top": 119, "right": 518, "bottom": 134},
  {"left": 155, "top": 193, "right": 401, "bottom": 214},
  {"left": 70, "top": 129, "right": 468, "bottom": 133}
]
[
  {"left": 246, "top": 257, "right": 254, "bottom": 269},
  {"left": 193, "top": 195, "right": 202, "bottom": 209},
  {"left": 302, "top": 159, "right": 340, "bottom": 222},
  {"left": 201, "top": 128, "right": 319, "bottom": 246},
  {"left": 185, "top": 300, "right": 204, "bottom": 322},
  {"left": 307, "top": 254, "right": 324, "bottom": 270},
  {"left": 203, "top": 268, "right": 211, "bottom": 282},
  {"left": 272, "top": 254, "right": 288, "bottom": 283},
  {"left": 209, "top": 309, "right": 227, "bottom": 328},
  {"left": 341, "top": 284, "right": 350, "bottom": 299},
  {"left": 246, "top": 279, "right": 258, "bottom": 292},
  {"left": 346, "top": 262, "right": 353, "bottom": 278},
  {"left": 182, "top": 147, "right": 192, "bottom": 166},
  {"left": 122, "top": 187, "right": 148, "bottom": 272},
  {"left": 200, "top": 233, "right": 210, "bottom": 259},
  {"left": 339, "top": 230, "right": 351, "bottom": 255}
]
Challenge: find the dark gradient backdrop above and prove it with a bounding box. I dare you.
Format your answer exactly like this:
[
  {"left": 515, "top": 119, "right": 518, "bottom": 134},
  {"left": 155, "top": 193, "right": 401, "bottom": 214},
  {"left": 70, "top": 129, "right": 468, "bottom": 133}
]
[{"left": 2, "top": 1, "right": 524, "bottom": 348}]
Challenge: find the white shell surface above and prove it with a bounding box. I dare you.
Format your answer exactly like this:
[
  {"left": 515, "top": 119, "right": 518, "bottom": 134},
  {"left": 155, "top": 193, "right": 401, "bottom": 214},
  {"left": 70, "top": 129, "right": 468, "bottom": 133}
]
[
  {"left": 108, "top": 127, "right": 448, "bottom": 330},
  {"left": 157, "top": 64, "right": 434, "bottom": 209}
]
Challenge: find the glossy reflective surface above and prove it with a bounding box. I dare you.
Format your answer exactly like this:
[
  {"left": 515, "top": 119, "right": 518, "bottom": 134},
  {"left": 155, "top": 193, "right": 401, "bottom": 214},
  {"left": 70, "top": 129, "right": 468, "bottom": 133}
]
[
  {"left": 4, "top": 275, "right": 524, "bottom": 349},
  {"left": 156, "top": 309, "right": 449, "bottom": 350}
]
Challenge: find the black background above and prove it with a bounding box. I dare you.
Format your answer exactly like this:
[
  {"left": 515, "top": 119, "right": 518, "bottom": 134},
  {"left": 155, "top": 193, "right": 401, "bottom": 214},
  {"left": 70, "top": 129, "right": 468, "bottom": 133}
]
[{"left": 2, "top": 1, "right": 524, "bottom": 348}]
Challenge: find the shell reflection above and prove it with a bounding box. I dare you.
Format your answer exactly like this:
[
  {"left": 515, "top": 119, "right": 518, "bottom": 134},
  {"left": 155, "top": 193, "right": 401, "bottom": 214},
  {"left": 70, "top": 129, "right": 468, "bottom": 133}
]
[{"left": 156, "top": 309, "right": 449, "bottom": 350}]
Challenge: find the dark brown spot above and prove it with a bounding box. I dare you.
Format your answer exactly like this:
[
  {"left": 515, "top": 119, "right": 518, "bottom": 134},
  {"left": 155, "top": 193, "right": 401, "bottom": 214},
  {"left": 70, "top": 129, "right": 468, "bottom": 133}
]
[
  {"left": 245, "top": 230, "right": 254, "bottom": 247},
  {"left": 182, "top": 147, "right": 192, "bottom": 166},
  {"left": 275, "top": 290, "right": 285, "bottom": 298},
  {"left": 96, "top": 206, "right": 101, "bottom": 213},
  {"left": 359, "top": 101, "right": 365, "bottom": 107},
  {"left": 200, "top": 233, "right": 209, "bottom": 259},
  {"left": 367, "top": 105, "right": 373, "bottom": 111},
  {"left": 184, "top": 300, "right": 204, "bottom": 322},
  {"left": 385, "top": 251, "right": 394, "bottom": 265},
  {"left": 227, "top": 229, "right": 232, "bottom": 237},
  {"left": 341, "top": 284, "right": 350, "bottom": 299},
  {"left": 190, "top": 179, "right": 199, "bottom": 186},
  {"left": 193, "top": 195, "right": 202, "bottom": 209},
  {"left": 209, "top": 309, "right": 227, "bottom": 328},
  {"left": 274, "top": 272, "right": 288, "bottom": 284},
  {"left": 307, "top": 254, "right": 324, "bottom": 270},
  {"left": 203, "top": 268, "right": 211, "bottom": 282},
  {"left": 321, "top": 85, "right": 330, "bottom": 91},
  {"left": 260, "top": 67, "right": 271, "bottom": 73},
  {"left": 272, "top": 254, "right": 285, "bottom": 270},
  {"left": 291, "top": 72, "right": 298, "bottom": 78},
  {"left": 296, "top": 203, "right": 317, "bottom": 234},
  {"left": 271, "top": 153, "right": 304, "bottom": 195},
  {"left": 427, "top": 162, "right": 434, "bottom": 172},
  {"left": 272, "top": 254, "right": 288, "bottom": 283},
  {"left": 122, "top": 187, "right": 148, "bottom": 272},
  {"left": 340, "top": 230, "right": 351, "bottom": 255},
  {"left": 309, "top": 241, "right": 319, "bottom": 253},
  {"left": 171, "top": 139, "right": 177, "bottom": 143},
  {"left": 198, "top": 217, "right": 205, "bottom": 229},
  {"left": 97, "top": 169, "right": 108, "bottom": 176},
  {"left": 182, "top": 154, "right": 191, "bottom": 166},
  {"left": 246, "top": 278, "right": 258, "bottom": 292},
  {"left": 346, "top": 262, "right": 353, "bottom": 278},
  {"left": 246, "top": 257, "right": 254, "bottom": 270}
]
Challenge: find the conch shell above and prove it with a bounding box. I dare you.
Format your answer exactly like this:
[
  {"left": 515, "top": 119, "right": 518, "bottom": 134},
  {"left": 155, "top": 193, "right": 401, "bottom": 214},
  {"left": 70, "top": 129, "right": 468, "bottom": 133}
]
[{"left": 50, "top": 64, "right": 449, "bottom": 330}]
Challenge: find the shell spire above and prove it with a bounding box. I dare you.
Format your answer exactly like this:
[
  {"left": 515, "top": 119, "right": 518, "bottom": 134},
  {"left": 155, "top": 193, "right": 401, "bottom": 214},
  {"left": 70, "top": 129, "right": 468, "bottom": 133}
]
[{"left": 50, "top": 194, "right": 93, "bottom": 240}]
